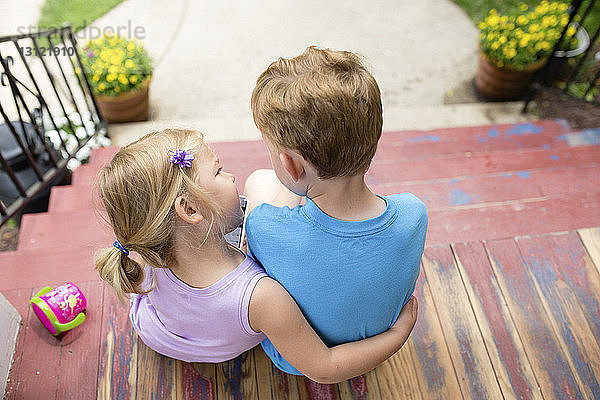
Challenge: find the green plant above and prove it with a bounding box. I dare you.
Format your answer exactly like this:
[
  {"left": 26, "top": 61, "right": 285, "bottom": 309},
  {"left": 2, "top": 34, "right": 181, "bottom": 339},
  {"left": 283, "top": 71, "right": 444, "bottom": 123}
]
[
  {"left": 478, "top": 1, "right": 580, "bottom": 69},
  {"left": 78, "top": 34, "right": 152, "bottom": 97}
]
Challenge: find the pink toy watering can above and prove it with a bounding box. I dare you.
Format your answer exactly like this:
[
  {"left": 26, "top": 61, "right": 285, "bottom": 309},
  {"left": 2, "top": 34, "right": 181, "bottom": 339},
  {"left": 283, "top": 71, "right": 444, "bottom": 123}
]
[{"left": 30, "top": 283, "right": 87, "bottom": 336}]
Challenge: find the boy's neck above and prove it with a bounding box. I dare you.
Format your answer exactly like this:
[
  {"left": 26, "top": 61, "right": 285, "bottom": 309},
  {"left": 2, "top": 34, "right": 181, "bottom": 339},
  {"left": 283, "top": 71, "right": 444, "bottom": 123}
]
[{"left": 306, "top": 174, "right": 386, "bottom": 221}]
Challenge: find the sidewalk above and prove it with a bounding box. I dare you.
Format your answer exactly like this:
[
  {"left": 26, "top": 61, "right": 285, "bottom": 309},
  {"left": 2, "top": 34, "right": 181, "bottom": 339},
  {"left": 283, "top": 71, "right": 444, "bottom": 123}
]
[
  {"left": 85, "top": 0, "right": 481, "bottom": 131},
  {"left": 1, "top": 0, "right": 504, "bottom": 140}
]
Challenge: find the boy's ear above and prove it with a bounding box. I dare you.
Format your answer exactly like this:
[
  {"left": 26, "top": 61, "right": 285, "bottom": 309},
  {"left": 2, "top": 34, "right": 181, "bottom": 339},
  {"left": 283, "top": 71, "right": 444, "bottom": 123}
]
[
  {"left": 279, "top": 151, "right": 305, "bottom": 182},
  {"left": 174, "top": 196, "right": 204, "bottom": 223}
]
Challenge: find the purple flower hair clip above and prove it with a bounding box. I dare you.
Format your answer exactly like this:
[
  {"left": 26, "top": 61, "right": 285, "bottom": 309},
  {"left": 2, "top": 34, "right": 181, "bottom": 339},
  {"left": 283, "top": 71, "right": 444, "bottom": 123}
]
[{"left": 168, "top": 149, "right": 194, "bottom": 169}]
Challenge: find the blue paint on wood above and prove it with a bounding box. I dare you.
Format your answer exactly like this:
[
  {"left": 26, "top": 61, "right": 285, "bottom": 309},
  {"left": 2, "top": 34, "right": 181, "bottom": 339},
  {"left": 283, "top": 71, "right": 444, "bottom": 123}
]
[
  {"left": 515, "top": 171, "right": 531, "bottom": 179},
  {"left": 558, "top": 129, "right": 600, "bottom": 147},
  {"left": 223, "top": 355, "right": 244, "bottom": 400},
  {"left": 505, "top": 122, "right": 544, "bottom": 137},
  {"left": 488, "top": 127, "right": 500, "bottom": 138},
  {"left": 526, "top": 255, "right": 600, "bottom": 396},
  {"left": 543, "top": 144, "right": 551, "bottom": 150},
  {"left": 450, "top": 189, "right": 474, "bottom": 205},
  {"left": 408, "top": 135, "right": 441, "bottom": 143},
  {"left": 551, "top": 155, "right": 560, "bottom": 161}
]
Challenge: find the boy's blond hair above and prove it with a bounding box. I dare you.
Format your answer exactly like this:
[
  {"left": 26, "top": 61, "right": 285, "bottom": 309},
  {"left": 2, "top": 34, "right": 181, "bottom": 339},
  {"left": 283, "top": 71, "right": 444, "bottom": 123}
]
[
  {"left": 251, "top": 46, "right": 383, "bottom": 179},
  {"left": 94, "top": 129, "right": 222, "bottom": 303}
]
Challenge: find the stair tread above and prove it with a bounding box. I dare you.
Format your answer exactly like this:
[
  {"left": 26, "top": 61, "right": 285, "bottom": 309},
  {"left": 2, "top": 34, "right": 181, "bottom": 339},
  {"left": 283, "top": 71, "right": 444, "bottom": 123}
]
[
  {"left": 53, "top": 163, "right": 600, "bottom": 213},
  {"left": 17, "top": 208, "right": 112, "bottom": 251},
  {"left": 0, "top": 247, "right": 101, "bottom": 291},
  {"left": 21, "top": 189, "right": 600, "bottom": 250}
]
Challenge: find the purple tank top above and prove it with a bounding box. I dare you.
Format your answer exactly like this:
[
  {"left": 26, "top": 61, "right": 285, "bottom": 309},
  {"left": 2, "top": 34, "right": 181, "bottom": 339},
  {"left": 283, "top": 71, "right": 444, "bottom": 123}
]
[{"left": 129, "top": 255, "right": 268, "bottom": 362}]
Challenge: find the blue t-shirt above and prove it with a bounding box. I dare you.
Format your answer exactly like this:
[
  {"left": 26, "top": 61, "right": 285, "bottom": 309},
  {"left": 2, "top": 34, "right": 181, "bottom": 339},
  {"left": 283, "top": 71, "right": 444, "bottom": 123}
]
[{"left": 246, "top": 193, "right": 428, "bottom": 375}]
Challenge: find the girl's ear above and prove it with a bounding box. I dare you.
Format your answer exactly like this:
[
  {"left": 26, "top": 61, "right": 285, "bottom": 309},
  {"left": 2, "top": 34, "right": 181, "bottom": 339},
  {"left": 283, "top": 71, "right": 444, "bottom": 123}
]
[
  {"left": 279, "top": 151, "right": 305, "bottom": 182},
  {"left": 174, "top": 195, "right": 204, "bottom": 223}
]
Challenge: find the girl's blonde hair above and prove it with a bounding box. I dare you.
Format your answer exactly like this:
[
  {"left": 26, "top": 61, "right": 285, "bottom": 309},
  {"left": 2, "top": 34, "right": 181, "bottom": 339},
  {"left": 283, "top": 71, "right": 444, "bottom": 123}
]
[{"left": 94, "top": 128, "right": 221, "bottom": 303}]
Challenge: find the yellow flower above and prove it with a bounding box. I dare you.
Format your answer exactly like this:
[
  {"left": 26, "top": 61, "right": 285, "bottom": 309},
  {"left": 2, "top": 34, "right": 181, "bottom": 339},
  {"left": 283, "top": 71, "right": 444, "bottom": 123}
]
[
  {"left": 99, "top": 50, "right": 110, "bottom": 62},
  {"left": 499, "top": 36, "right": 507, "bottom": 44},
  {"left": 98, "top": 82, "right": 105, "bottom": 91},
  {"left": 129, "top": 75, "right": 138, "bottom": 84},
  {"left": 491, "top": 41, "right": 501, "bottom": 50},
  {"left": 118, "top": 74, "right": 129, "bottom": 84},
  {"left": 517, "top": 15, "right": 529, "bottom": 25},
  {"left": 486, "top": 15, "right": 500, "bottom": 26},
  {"left": 478, "top": 22, "right": 487, "bottom": 29},
  {"left": 529, "top": 24, "right": 540, "bottom": 33},
  {"left": 110, "top": 55, "right": 122, "bottom": 65},
  {"left": 567, "top": 26, "right": 577, "bottom": 36},
  {"left": 106, "top": 73, "right": 116, "bottom": 82},
  {"left": 520, "top": 38, "right": 530, "bottom": 47},
  {"left": 108, "top": 65, "right": 119, "bottom": 74},
  {"left": 114, "top": 87, "right": 120, "bottom": 93},
  {"left": 503, "top": 47, "right": 517, "bottom": 58},
  {"left": 92, "top": 74, "right": 100, "bottom": 82},
  {"left": 519, "top": 3, "right": 528, "bottom": 11},
  {"left": 125, "top": 59, "right": 135, "bottom": 69},
  {"left": 127, "top": 42, "right": 135, "bottom": 52}
]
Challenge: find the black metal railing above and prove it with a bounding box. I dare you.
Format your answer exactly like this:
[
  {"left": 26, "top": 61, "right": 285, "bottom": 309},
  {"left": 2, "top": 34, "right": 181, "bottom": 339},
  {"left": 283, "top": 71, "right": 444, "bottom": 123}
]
[
  {"left": 524, "top": 0, "right": 600, "bottom": 111},
  {"left": 0, "top": 26, "right": 106, "bottom": 227}
]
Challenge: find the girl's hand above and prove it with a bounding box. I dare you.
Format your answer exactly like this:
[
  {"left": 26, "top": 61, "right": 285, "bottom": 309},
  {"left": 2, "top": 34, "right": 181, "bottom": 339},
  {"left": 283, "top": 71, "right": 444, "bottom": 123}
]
[{"left": 390, "top": 296, "right": 418, "bottom": 335}]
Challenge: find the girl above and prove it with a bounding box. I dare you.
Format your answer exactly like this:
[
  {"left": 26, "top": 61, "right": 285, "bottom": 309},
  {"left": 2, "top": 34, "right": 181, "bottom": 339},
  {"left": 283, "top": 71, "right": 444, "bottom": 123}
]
[{"left": 94, "top": 128, "right": 417, "bottom": 384}]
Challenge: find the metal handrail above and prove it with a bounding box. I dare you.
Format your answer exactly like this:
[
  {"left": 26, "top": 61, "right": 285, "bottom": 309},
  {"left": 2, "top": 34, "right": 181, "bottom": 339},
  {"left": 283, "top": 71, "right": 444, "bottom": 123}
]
[
  {"left": 524, "top": 0, "right": 600, "bottom": 111},
  {"left": 0, "top": 26, "right": 106, "bottom": 227}
]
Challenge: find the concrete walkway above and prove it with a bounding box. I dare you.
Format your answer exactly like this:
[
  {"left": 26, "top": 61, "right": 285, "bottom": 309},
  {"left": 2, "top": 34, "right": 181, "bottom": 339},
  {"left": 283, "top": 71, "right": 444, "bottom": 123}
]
[
  {"left": 0, "top": 0, "right": 530, "bottom": 144},
  {"left": 90, "top": 0, "right": 480, "bottom": 123}
]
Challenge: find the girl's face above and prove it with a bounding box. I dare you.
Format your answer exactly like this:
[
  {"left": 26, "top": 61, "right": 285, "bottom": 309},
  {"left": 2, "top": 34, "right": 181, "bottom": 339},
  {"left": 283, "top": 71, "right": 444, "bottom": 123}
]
[{"left": 195, "top": 145, "right": 243, "bottom": 234}]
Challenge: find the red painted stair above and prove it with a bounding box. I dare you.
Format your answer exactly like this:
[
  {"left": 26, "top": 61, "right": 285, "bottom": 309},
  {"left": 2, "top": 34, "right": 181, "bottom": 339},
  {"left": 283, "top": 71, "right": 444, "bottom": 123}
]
[{"left": 3, "top": 119, "right": 600, "bottom": 289}]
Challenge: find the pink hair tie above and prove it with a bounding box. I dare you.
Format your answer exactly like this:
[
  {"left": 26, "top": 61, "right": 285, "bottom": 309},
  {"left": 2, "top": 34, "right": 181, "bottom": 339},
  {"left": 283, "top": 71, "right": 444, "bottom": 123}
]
[{"left": 168, "top": 149, "right": 194, "bottom": 168}]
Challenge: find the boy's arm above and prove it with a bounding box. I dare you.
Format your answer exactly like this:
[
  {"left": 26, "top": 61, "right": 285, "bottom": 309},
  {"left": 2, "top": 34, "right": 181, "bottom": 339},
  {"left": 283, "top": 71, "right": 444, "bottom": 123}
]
[{"left": 248, "top": 277, "right": 417, "bottom": 384}]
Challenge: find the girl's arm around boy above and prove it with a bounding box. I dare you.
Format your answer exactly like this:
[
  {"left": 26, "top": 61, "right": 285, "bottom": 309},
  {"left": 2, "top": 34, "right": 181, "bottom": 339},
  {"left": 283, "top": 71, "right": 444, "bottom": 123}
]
[{"left": 249, "top": 277, "right": 417, "bottom": 384}]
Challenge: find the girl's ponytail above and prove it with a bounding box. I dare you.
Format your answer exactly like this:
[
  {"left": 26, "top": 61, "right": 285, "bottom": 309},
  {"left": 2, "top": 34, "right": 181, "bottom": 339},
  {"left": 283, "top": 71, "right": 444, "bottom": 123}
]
[{"left": 95, "top": 244, "right": 149, "bottom": 304}]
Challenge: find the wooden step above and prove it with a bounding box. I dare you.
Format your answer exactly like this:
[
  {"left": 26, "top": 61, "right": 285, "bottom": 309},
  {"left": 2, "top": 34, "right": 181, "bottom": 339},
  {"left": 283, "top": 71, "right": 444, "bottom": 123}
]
[
  {"left": 82, "top": 120, "right": 568, "bottom": 172},
  {"left": 20, "top": 187, "right": 600, "bottom": 251},
  {"left": 52, "top": 162, "right": 600, "bottom": 214},
  {"left": 0, "top": 247, "right": 101, "bottom": 291},
  {"left": 17, "top": 208, "right": 112, "bottom": 252},
  {"left": 377, "top": 120, "right": 572, "bottom": 160},
  {"left": 427, "top": 190, "right": 600, "bottom": 245},
  {"left": 6, "top": 227, "right": 600, "bottom": 399},
  {"left": 369, "top": 145, "right": 600, "bottom": 184},
  {"left": 374, "top": 164, "right": 600, "bottom": 209},
  {"left": 48, "top": 185, "right": 99, "bottom": 213},
  {"left": 88, "top": 146, "right": 119, "bottom": 166}
]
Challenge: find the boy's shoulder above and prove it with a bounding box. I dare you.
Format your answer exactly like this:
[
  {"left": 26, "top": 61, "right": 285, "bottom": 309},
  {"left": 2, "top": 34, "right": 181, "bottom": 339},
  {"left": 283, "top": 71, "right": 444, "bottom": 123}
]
[
  {"left": 384, "top": 193, "right": 428, "bottom": 228},
  {"left": 385, "top": 193, "right": 428, "bottom": 214},
  {"left": 247, "top": 202, "right": 299, "bottom": 222}
]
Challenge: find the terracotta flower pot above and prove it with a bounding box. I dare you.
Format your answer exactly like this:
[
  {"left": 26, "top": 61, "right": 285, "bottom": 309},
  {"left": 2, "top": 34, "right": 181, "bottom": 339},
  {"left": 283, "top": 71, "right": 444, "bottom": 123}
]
[
  {"left": 95, "top": 78, "right": 150, "bottom": 123},
  {"left": 475, "top": 52, "right": 548, "bottom": 101}
]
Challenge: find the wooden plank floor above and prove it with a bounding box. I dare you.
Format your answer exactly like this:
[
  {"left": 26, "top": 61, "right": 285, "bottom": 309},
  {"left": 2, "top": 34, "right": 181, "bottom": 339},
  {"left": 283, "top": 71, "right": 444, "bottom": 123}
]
[{"left": 5, "top": 227, "right": 600, "bottom": 399}]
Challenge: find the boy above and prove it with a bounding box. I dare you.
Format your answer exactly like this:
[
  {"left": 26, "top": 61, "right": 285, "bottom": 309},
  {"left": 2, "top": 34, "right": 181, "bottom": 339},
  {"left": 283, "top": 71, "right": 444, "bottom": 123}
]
[{"left": 244, "top": 46, "right": 428, "bottom": 375}]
